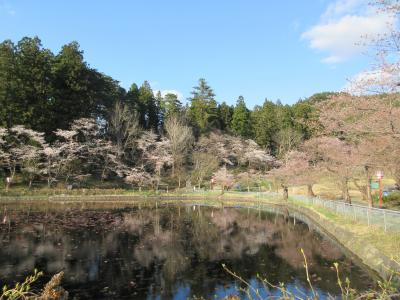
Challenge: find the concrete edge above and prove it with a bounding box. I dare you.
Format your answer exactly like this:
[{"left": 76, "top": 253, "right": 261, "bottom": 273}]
[{"left": 284, "top": 202, "right": 399, "bottom": 280}]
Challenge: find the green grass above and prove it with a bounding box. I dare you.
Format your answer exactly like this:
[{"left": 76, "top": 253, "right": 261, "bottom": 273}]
[{"left": 296, "top": 202, "right": 400, "bottom": 261}]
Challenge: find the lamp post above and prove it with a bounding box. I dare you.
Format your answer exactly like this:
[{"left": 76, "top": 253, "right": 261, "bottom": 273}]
[{"left": 376, "top": 171, "right": 384, "bottom": 208}]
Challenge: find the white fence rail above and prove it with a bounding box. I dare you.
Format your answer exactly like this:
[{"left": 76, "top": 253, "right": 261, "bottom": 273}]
[{"left": 256, "top": 192, "right": 400, "bottom": 233}]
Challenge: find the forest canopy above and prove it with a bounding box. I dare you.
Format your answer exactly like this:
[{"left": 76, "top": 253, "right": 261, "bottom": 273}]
[
  {"left": 0, "top": 36, "right": 318, "bottom": 154},
  {"left": 1, "top": 35, "right": 398, "bottom": 209}
]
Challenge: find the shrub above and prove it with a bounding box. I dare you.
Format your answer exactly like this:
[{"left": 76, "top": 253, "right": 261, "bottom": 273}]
[{"left": 383, "top": 191, "right": 400, "bottom": 203}]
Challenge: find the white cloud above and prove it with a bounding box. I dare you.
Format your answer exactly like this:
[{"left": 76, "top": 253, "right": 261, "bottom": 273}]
[
  {"left": 302, "top": 0, "right": 396, "bottom": 64},
  {"left": 154, "top": 89, "right": 184, "bottom": 100},
  {"left": 322, "top": 0, "right": 364, "bottom": 20}
]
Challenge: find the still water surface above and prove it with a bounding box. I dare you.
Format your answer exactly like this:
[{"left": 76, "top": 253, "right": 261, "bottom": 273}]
[{"left": 0, "top": 201, "right": 374, "bottom": 299}]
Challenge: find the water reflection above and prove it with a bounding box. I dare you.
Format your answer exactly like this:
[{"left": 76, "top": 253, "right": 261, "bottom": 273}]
[{"left": 0, "top": 202, "right": 374, "bottom": 299}]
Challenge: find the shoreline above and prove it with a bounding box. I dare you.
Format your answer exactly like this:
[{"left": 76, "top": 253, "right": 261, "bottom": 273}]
[{"left": 1, "top": 193, "right": 399, "bottom": 280}]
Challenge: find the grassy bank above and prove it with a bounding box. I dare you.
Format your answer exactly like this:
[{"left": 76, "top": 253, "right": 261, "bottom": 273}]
[
  {"left": 305, "top": 204, "right": 400, "bottom": 261},
  {"left": 2, "top": 178, "right": 400, "bottom": 208},
  {"left": 288, "top": 177, "right": 400, "bottom": 209}
]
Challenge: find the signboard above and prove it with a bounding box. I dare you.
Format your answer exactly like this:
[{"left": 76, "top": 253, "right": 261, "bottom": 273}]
[{"left": 370, "top": 181, "right": 379, "bottom": 189}]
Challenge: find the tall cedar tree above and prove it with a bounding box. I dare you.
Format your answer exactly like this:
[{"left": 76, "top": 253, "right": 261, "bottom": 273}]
[
  {"left": 161, "top": 93, "right": 183, "bottom": 121},
  {"left": 217, "top": 102, "right": 234, "bottom": 131},
  {"left": 188, "top": 78, "right": 218, "bottom": 133},
  {"left": 0, "top": 37, "right": 122, "bottom": 136},
  {"left": 0, "top": 37, "right": 53, "bottom": 132},
  {"left": 231, "top": 96, "right": 252, "bottom": 138},
  {"left": 251, "top": 100, "right": 279, "bottom": 152},
  {"left": 125, "top": 83, "right": 140, "bottom": 112},
  {"left": 138, "top": 81, "right": 160, "bottom": 131},
  {"left": 0, "top": 40, "right": 17, "bottom": 128}
]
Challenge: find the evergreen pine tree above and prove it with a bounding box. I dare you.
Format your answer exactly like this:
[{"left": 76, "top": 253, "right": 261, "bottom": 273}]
[
  {"left": 138, "top": 81, "right": 159, "bottom": 131},
  {"left": 217, "top": 102, "right": 234, "bottom": 131},
  {"left": 231, "top": 96, "right": 252, "bottom": 138},
  {"left": 188, "top": 78, "right": 218, "bottom": 133}
]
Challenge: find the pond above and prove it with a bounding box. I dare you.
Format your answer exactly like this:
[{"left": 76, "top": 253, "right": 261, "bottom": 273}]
[{"left": 0, "top": 201, "right": 375, "bottom": 299}]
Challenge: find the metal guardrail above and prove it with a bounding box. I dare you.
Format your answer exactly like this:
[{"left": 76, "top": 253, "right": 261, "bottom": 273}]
[{"left": 255, "top": 191, "right": 400, "bottom": 233}]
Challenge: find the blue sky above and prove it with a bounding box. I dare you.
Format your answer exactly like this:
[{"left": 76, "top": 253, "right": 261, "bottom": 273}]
[{"left": 0, "top": 0, "right": 392, "bottom": 107}]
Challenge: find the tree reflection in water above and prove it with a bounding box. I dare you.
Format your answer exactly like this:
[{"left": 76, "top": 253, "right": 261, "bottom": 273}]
[{"left": 0, "top": 202, "right": 374, "bottom": 299}]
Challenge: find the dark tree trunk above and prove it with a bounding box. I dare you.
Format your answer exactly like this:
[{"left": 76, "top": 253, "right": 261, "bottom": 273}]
[
  {"left": 365, "top": 166, "right": 373, "bottom": 208},
  {"left": 341, "top": 178, "right": 351, "bottom": 204},
  {"left": 282, "top": 185, "right": 288, "bottom": 201},
  {"left": 307, "top": 184, "right": 315, "bottom": 198},
  {"left": 394, "top": 168, "right": 400, "bottom": 190}
]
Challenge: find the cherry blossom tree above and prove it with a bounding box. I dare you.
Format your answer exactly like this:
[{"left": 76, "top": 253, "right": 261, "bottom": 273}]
[
  {"left": 317, "top": 93, "right": 400, "bottom": 139},
  {"left": 196, "top": 131, "right": 276, "bottom": 171},
  {"left": 0, "top": 128, "right": 9, "bottom": 179},
  {"left": 124, "top": 168, "right": 153, "bottom": 191},
  {"left": 164, "top": 116, "right": 194, "bottom": 179},
  {"left": 0, "top": 126, "right": 46, "bottom": 190},
  {"left": 306, "top": 137, "right": 358, "bottom": 204},
  {"left": 21, "top": 146, "right": 44, "bottom": 189},
  {"left": 237, "top": 171, "right": 254, "bottom": 192},
  {"left": 42, "top": 146, "right": 63, "bottom": 187},
  {"left": 109, "top": 101, "right": 141, "bottom": 159},
  {"left": 137, "top": 131, "right": 173, "bottom": 189},
  {"left": 300, "top": 138, "right": 328, "bottom": 197},
  {"left": 351, "top": 137, "right": 392, "bottom": 206},
  {"left": 242, "top": 139, "right": 276, "bottom": 171},
  {"left": 268, "top": 151, "right": 310, "bottom": 201},
  {"left": 316, "top": 93, "right": 399, "bottom": 206},
  {"left": 293, "top": 153, "right": 319, "bottom": 198},
  {"left": 212, "top": 166, "right": 235, "bottom": 194},
  {"left": 347, "top": 0, "right": 400, "bottom": 94},
  {"left": 193, "top": 132, "right": 276, "bottom": 192},
  {"left": 96, "top": 142, "right": 127, "bottom": 181},
  {"left": 43, "top": 126, "right": 93, "bottom": 187},
  {"left": 72, "top": 118, "right": 128, "bottom": 181},
  {"left": 45, "top": 118, "right": 126, "bottom": 186},
  {"left": 196, "top": 132, "right": 233, "bottom": 166},
  {"left": 228, "top": 136, "right": 276, "bottom": 170},
  {"left": 191, "top": 152, "right": 219, "bottom": 189},
  {"left": 53, "top": 128, "right": 83, "bottom": 184},
  {"left": 338, "top": 1, "right": 400, "bottom": 203},
  {"left": 304, "top": 1, "right": 400, "bottom": 206},
  {"left": 380, "top": 136, "right": 400, "bottom": 187}
]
